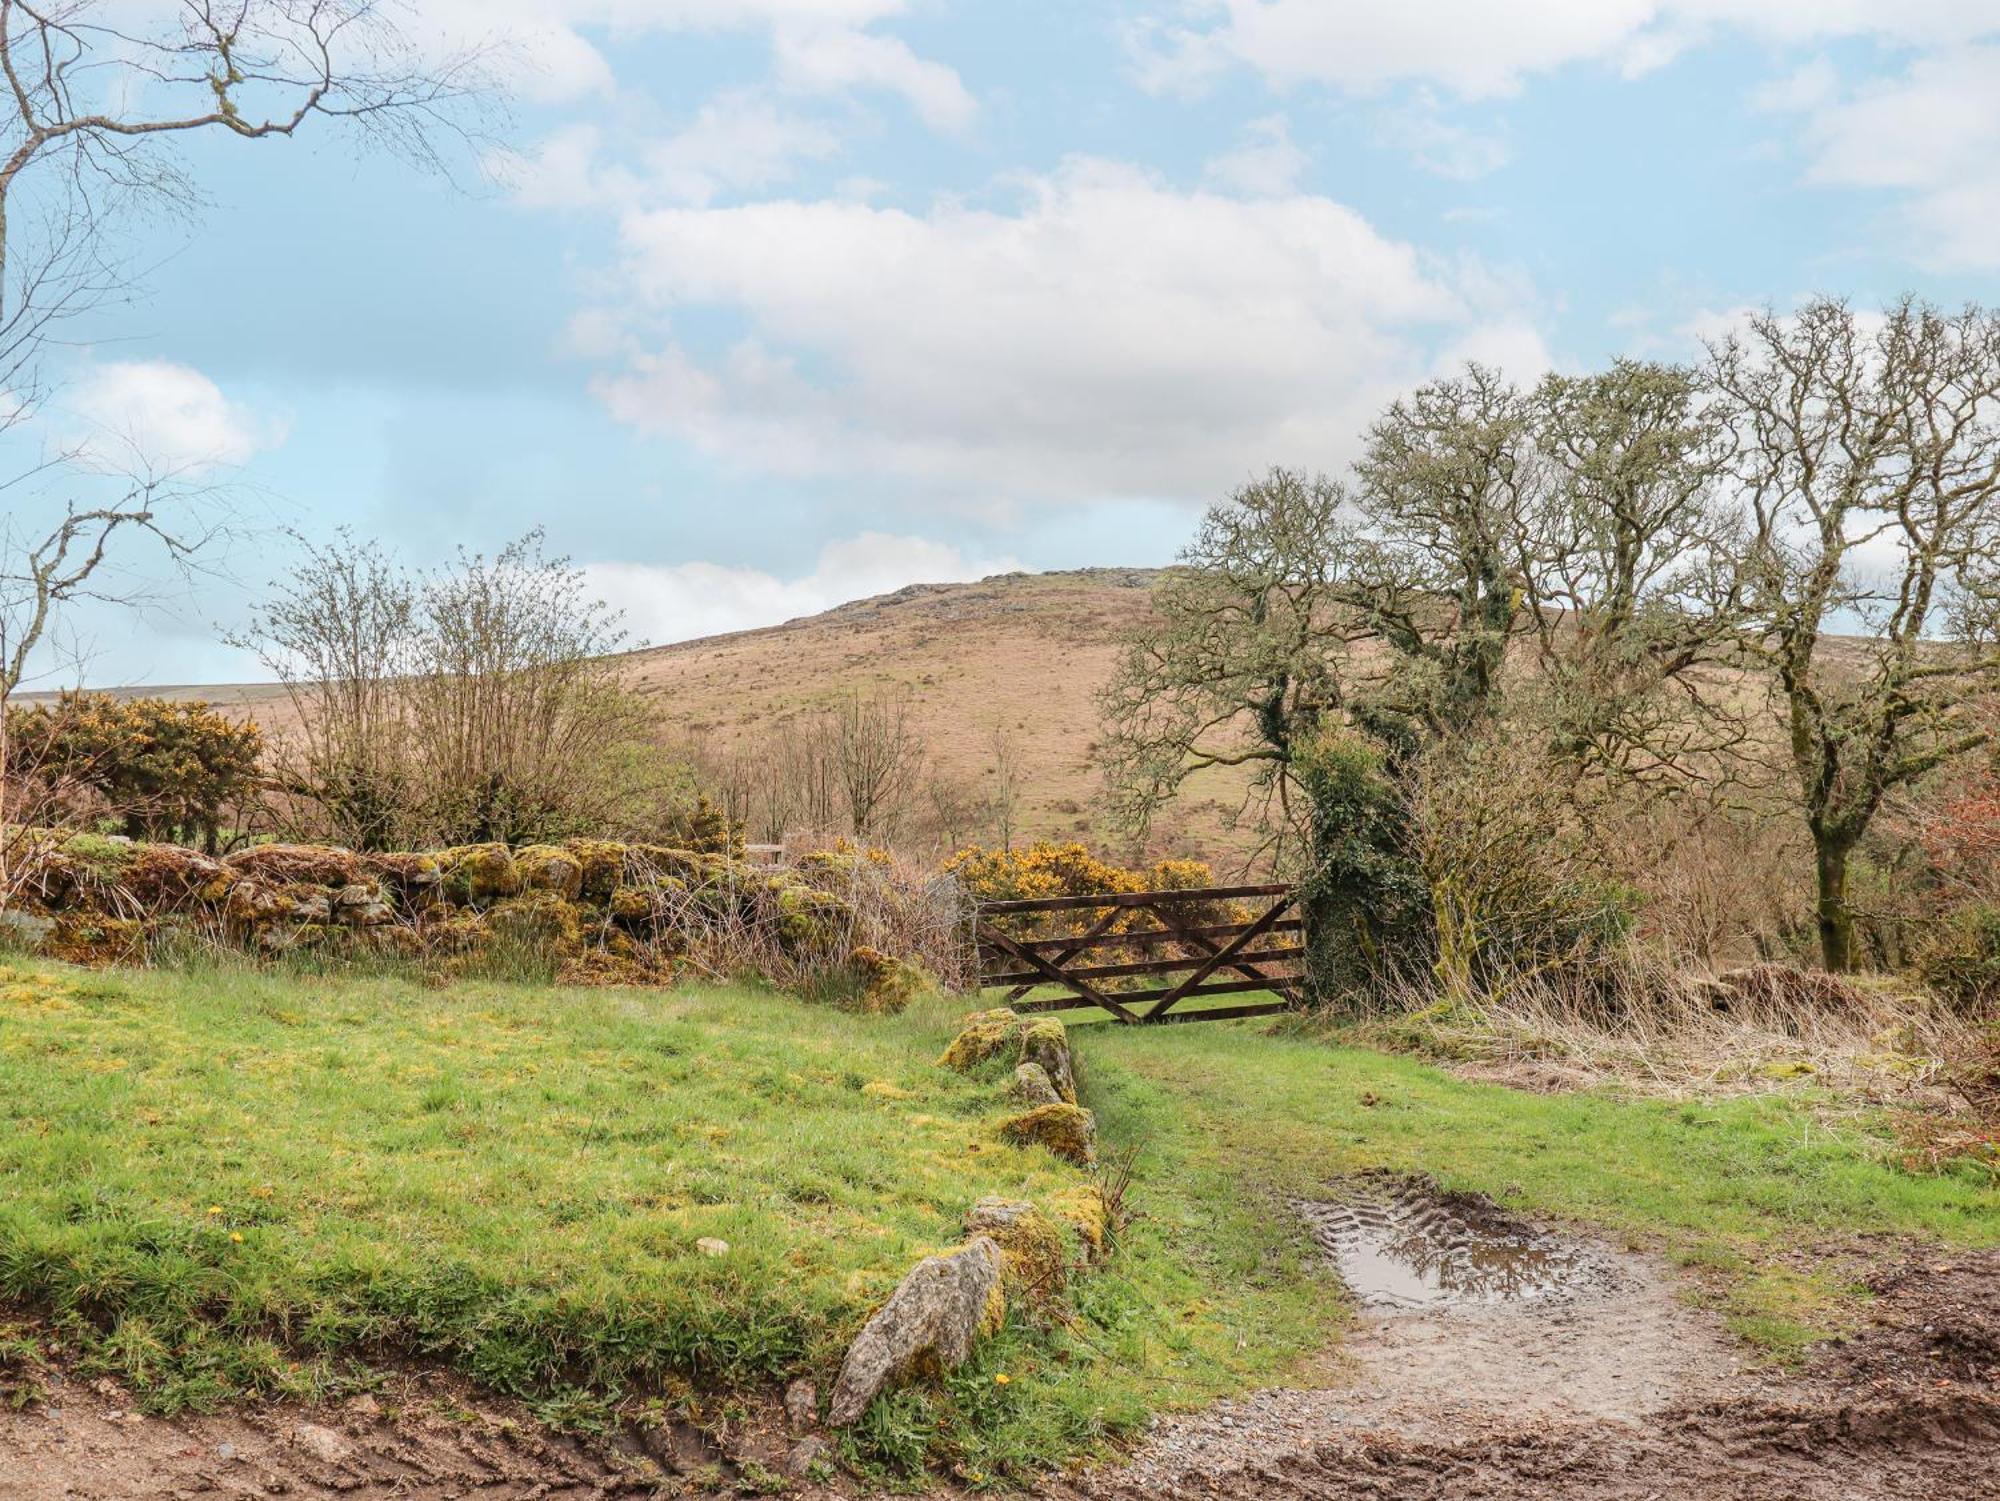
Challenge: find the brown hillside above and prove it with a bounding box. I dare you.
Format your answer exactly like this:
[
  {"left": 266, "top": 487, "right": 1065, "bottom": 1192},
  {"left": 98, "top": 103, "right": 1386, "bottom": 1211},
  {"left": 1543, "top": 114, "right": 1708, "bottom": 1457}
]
[
  {"left": 148, "top": 568, "right": 1260, "bottom": 865},
  {"left": 614, "top": 567, "right": 1257, "bottom": 862}
]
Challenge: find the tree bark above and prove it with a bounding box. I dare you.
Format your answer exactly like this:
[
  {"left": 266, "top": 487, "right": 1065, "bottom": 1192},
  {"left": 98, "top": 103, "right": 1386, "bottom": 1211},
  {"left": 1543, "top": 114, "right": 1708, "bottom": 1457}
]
[{"left": 1814, "top": 834, "right": 1856, "bottom": 973}]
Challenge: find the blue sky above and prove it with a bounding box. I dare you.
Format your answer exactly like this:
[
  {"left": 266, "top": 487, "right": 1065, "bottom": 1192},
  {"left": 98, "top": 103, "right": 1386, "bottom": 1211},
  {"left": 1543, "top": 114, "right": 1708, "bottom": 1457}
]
[{"left": 16, "top": 0, "right": 2000, "bottom": 686}]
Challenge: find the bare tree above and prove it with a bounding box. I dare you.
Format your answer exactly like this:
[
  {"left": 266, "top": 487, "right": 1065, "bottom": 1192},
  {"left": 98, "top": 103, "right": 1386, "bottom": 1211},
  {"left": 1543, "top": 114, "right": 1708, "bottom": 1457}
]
[
  {"left": 0, "top": 3, "right": 487, "bottom": 873},
  {"left": 1708, "top": 298, "right": 2000, "bottom": 971},
  {"left": 1099, "top": 468, "right": 1366, "bottom": 861},
  {"left": 831, "top": 689, "right": 924, "bottom": 841},
  {"left": 1524, "top": 360, "right": 1749, "bottom": 785},
  {"left": 985, "top": 721, "right": 1024, "bottom": 850}
]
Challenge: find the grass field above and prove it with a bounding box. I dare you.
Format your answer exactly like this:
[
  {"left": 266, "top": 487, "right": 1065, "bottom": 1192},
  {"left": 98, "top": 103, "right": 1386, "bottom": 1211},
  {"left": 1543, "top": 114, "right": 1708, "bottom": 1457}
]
[{"left": 2, "top": 961, "right": 1994, "bottom": 1482}]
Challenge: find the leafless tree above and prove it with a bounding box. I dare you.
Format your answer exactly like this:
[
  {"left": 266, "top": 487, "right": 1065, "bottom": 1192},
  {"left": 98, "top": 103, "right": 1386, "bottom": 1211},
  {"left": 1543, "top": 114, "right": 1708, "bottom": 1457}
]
[
  {"left": 0, "top": 2, "right": 489, "bottom": 867},
  {"left": 1708, "top": 297, "right": 2000, "bottom": 971},
  {"left": 985, "top": 721, "right": 1024, "bottom": 850},
  {"left": 831, "top": 689, "right": 924, "bottom": 841}
]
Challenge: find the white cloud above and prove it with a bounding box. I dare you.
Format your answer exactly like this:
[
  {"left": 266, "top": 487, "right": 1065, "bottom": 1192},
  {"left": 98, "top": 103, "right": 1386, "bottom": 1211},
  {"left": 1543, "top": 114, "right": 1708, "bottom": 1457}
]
[
  {"left": 67, "top": 361, "right": 284, "bottom": 473},
  {"left": 771, "top": 23, "right": 976, "bottom": 131},
  {"left": 1768, "top": 45, "right": 2000, "bottom": 270},
  {"left": 1371, "top": 97, "right": 1509, "bottom": 180},
  {"left": 493, "top": 96, "right": 841, "bottom": 210},
  {"left": 1204, "top": 114, "right": 1308, "bottom": 195},
  {"left": 582, "top": 532, "right": 1018, "bottom": 643},
  {"left": 1134, "top": 1, "right": 1998, "bottom": 100},
  {"left": 410, "top": 0, "right": 968, "bottom": 123},
  {"left": 585, "top": 158, "right": 1545, "bottom": 504}
]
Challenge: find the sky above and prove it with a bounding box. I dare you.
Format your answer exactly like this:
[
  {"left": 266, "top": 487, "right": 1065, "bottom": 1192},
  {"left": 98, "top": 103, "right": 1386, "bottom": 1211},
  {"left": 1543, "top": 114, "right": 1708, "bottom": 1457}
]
[{"left": 13, "top": 0, "right": 2000, "bottom": 687}]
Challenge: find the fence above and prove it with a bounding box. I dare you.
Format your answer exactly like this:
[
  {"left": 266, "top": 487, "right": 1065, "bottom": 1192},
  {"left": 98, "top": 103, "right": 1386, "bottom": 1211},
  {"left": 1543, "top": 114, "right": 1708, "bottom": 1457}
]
[{"left": 973, "top": 882, "right": 1302, "bottom": 1025}]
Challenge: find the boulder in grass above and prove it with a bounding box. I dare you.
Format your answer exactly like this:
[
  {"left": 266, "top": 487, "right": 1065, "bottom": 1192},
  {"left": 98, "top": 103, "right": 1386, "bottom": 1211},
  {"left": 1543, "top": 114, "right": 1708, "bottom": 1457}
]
[
  {"left": 1017, "top": 1018, "right": 1078, "bottom": 1103},
  {"left": 937, "top": 1008, "right": 1025, "bottom": 1072},
  {"left": 964, "top": 1197, "right": 1069, "bottom": 1295},
  {"left": 827, "top": 1237, "right": 1004, "bottom": 1426},
  {"left": 1011, "top": 1061, "right": 1063, "bottom": 1107},
  {"left": 1000, "top": 1103, "right": 1097, "bottom": 1166}
]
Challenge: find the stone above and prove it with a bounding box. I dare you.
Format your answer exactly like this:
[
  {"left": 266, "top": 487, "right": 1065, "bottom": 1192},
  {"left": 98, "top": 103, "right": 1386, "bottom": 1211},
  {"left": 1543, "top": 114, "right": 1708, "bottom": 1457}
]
[
  {"left": 224, "top": 844, "right": 363, "bottom": 888},
  {"left": 786, "top": 1437, "right": 832, "bottom": 1476},
  {"left": 0, "top": 910, "right": 55, "bottom": 950},
  {"left": 1051, "top": 1185, "right": 1112, "bottom": 1264},
  {"left": 516, "top": 845, "right": 585, "bottom": 902},
  {"left": 291, "top": 1422, "right": 349, "bottom": 1463},
  {"left": 333, "top": 883, "right": 393, "bottom": 927},
  {"left": 1011, "top": 1062, "right": 1063, "bottom": 1107},
  {"left": 1000, "top": 1103, "right": 1097, "bottom": 1166},
  {"left": 696, "top": 1237, "right": 730, "bottom": 1257},
  {"left": 783, "top": 1377, "right": 818, "bottom": 1435},
  {"left": 436, "top": 843, "right": 522, "bottom": 907},
  {"left": 936, "top": 1009, "right": 1023, "bottom": 1072},
  {"left": 965, "top": 1198, "right": 1070, "bottom": 1295},
  {"left": 1017, "top": 1018, "right": 1078, "bottom": 1103},
  {"left": 827, "top": 1237, "right": 1004, "bottom": 1426}
]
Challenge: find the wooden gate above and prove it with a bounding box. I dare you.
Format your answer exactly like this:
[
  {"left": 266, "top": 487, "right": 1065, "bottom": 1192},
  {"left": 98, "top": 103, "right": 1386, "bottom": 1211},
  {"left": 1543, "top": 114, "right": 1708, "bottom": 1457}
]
[{"left": 973, "top": 883, "right": 1302, "bottom": 1025}]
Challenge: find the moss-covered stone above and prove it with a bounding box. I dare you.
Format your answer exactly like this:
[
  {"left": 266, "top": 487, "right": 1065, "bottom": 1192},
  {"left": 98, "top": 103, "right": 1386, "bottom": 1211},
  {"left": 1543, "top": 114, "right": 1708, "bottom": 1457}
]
[
  {"left": 1016, "top": 1018, "right": 1078, "bottom": 1103},
  {"left": 436, "top": 844, "right": 522, "bottom": 907},
  {"left": 1049, "top": 1186, "right": 1111, "bottom": 1264},
  {"left": 359, "top": 852, "right": 444, "bottom": 911},
  {"left": 773, "top": 881, "right": 853, "bottom": 954},
  {"left": 559, "top": 840, "right": 622, "bottom": 904},
  {"left": 999, "top": 1103, "right": 1097, "bottom": 1166},
  {"left": 486, "top": 891, "right": 587, "bottom": 954},
  {"left": 848, "top": 945, "right": 929, "bottom": 1015},
  {"left": 1011, "top": 1061, "right": 1063, "bottom": 1107},
  {"left": 120, "top": 845, "right": 235, "bottom": 907},
  {"left": 937, "top": 1008, "right": 1026, "bottom": 1072},
  {"left": 49, "top": 914, "right": 149, "bottom": 964},
  {"left": 222, "top": 879, "right": 304, "bottom": 928},
  {"left": 224, "top": 843, "right": 364, "bottom": 888},
  {"left": 515, "top": 844, "right": 584, "bottom": 901},
  {"left": 963, "top": 1197, "right": 1070, "bottom": 1296}
]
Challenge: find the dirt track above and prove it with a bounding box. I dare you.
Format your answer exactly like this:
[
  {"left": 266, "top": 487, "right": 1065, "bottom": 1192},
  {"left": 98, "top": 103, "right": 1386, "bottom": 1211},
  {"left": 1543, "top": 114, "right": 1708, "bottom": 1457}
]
[
  {"left": 2, "top": 1224, "right": 1995, "bottom": 1499},
  {"left": 1062, "top": 1196, "right": 2000, "bottom": 1501}
]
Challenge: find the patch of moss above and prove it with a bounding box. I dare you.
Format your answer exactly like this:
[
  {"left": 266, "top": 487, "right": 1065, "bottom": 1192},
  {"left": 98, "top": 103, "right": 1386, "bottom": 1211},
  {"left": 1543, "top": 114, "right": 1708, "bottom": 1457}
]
[
  {"left": 437, "top": 844, "right": 522, "bottom": 907},
  {"left": 516, "top": 845, "right": 584, "bottom": 901},
  {"left": 999, "top": 1103, "right": 1097, "bottom": 1167},
  {"left": 938, "top": 1009, "right": 1025, "bottom": 1072}
]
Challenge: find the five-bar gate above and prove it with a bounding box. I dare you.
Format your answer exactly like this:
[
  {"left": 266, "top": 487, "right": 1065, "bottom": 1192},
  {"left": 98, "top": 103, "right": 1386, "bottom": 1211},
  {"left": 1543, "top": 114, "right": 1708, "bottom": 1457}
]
[{"left": 974, "top": 883, "right": 1302, "bottom": 1025}]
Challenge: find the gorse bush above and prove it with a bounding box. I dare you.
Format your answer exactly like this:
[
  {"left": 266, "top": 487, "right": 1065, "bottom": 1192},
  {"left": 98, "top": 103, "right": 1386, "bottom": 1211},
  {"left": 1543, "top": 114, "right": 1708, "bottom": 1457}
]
[{"left": 4, "top": 693, "right": 264, "bottom": 852}]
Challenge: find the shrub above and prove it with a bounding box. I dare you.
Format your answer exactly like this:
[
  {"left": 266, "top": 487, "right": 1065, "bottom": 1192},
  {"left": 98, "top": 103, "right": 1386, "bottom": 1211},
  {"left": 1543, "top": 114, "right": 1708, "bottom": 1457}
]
[
  {"left": 5, "top": 692, "right": 263, "bottom": 851},
  {"left": 1917, "top": 904, "right": 2000, "bottom": 1017}
]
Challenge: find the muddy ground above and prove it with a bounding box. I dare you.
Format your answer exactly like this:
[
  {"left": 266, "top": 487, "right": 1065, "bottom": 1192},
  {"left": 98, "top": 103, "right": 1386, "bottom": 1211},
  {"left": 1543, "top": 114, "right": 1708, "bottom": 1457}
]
[
  {"left": 2, "top": 1188, "right": 1995, "bottom": 1500},
  {"left": 1066, "top": 1185, "right": 2000, "bottom": 1501}
]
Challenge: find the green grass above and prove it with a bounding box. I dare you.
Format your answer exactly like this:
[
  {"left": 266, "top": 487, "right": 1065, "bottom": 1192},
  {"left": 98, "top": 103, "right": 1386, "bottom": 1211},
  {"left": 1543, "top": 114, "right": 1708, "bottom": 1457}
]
[
  {"left": 0, "top": 960, "right": 1334, "bottom": 1483},
  {"left": 1, "top": 962, "right": 1994, "bottom": 1484},
  {"left": 1079, "top": 1017, "right": 2000, "bottom": 1356}
]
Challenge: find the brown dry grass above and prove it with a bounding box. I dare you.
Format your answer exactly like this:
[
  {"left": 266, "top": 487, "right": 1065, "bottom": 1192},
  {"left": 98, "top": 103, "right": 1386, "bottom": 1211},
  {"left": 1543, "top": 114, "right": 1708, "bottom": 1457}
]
[{"left": 112, "top": 568, "right": 1266, "bottom": 863}]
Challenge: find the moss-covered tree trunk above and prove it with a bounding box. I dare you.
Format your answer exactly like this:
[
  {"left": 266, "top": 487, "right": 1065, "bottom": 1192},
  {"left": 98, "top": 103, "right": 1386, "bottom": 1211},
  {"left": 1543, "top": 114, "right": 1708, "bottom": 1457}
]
[{"left": 1814, "top": 834, "right": 1857, "bottom": 974}]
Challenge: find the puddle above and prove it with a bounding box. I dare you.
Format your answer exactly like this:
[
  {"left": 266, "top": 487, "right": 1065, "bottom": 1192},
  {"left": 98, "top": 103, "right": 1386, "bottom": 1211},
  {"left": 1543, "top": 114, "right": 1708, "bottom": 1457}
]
[{"left": 1294, "top": 1182, "right": 1616, "bottom": 1313}]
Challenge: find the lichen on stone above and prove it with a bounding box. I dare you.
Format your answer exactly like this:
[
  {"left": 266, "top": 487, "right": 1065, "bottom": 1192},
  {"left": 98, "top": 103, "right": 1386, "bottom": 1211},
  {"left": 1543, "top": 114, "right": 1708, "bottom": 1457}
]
[
  {"left": 436, "top": 844, "right": 522, "bottom": 907},
  {"left": 999, "top": 1102, "right": 1097, "bottom": 1166},
  {"left": 937, "top": 1008, "right": 1026, "bottom": 1072}
]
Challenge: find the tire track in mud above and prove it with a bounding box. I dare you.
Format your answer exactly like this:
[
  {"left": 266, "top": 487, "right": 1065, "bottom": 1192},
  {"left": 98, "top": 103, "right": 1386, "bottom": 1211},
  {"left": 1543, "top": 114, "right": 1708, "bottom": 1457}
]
[{"left": 1067, "top": 1182, "right": 2000, "bottom": 1501}]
